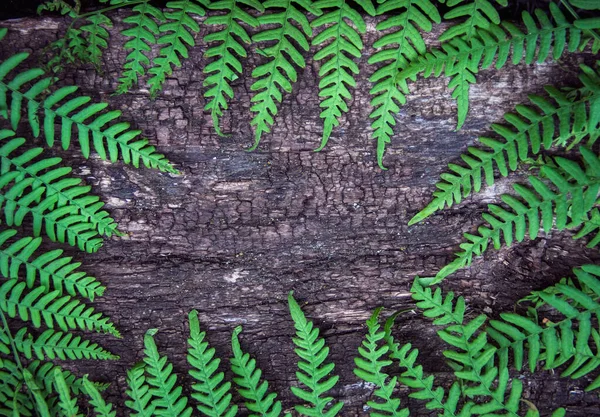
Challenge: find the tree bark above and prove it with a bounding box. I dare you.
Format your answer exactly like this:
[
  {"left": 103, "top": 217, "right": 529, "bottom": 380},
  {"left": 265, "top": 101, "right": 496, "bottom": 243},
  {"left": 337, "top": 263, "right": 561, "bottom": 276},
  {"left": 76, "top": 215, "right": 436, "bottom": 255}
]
[{"left": 1, "top": 12, "right": 600, "bottom": 416}]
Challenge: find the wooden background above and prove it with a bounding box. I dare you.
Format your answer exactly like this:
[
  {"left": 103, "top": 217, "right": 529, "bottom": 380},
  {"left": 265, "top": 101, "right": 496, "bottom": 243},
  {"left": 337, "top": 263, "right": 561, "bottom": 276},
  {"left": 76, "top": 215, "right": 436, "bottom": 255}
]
[{"left": 1, "top": 11, "right": 600, "bottom": 416}]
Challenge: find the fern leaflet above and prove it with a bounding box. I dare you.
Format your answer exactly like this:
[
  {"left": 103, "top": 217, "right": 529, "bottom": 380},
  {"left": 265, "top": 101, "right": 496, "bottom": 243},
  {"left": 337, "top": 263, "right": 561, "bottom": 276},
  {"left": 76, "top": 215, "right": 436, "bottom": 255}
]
[
  {"left": 288, "top": 291, "right": 343, "bottom": 417},
  {"left": 353, "top": 307, "right": 408, "bottom": 417},
  {"left": 311, "top": 0, "right": 374, "bottom": 150},
  {"left": 410, "top": 66, "right": 600, "bottom": 225},
  {"left": 82, "top": 375, "right": 117, "bottom": 417},
  {"left": 125, "top": 364, "right": 156, "bottom": 417},
  {"left": 187, "top": 310, "right": 237, "bottom": 417},
  {"left": 117, "top": 1, "right": 166, "bottom": 94},
  {"left": 439, "top": 0, "right": 508, "bottom": 42},
  {"left": 249, "top": 0, "right": 320, "bottom": 150},
  {"left": 143, "top": 328, "right": 193, "bottom": 417},
  {"left": 80, "top": 12, "right": 113, "bottom": 67},
  {"left": 203, "top": 0, "right": 264, "bottom": 136},
  {"left": 368, "top": 0, "right": 441, "bottom": 169},
  {"left": 230, "top": 325, "right": 288, "bottom": 417},
  {"left": 53, "top": 368, "right": 82, "bottom": 417},
  {"left": 147, "top": 0, "right": 206, "bottom": 97},
  {"left": 435, "top": 147, "right": 600, "bottom": 283}
]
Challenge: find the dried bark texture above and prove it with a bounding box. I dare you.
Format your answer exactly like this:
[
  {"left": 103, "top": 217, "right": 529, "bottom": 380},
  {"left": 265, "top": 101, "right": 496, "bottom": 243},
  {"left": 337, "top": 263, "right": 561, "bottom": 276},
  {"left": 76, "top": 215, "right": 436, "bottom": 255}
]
[{"left": 1, "top": 11, "right": 600, "bottom": 417}]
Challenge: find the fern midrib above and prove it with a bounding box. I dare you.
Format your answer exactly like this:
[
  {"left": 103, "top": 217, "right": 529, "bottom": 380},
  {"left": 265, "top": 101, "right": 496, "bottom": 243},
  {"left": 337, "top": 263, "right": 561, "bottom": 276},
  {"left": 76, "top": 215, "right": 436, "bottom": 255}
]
[
  {"left": 190, "top": 343, "right": 229, "bottom": 417},
  {"left": 121, "top": 1, "right": 157, "bottom": 85},
  {"left": 233, "top": 357, "right": 273, "bottom": 416},
  {"left": 1, "top": 156, "right": 116, "bottom": 236},
  {"left": 299, "top": 325, "right": 328, "bottom": 414},
  {"left": 426, "top": 91, "right": 594, "bottom": 214},
  {"left": 148, "top": 353, "right": 183, "bottom": 416},
  {"left": 3, "top": 83, "right": 173, "bottom": 172},
  {"left": 325, "top": 2, "right": 351, "bottom": 123},
  {"left": 364, "top": 332, "right": 403, "bottom": 417}
]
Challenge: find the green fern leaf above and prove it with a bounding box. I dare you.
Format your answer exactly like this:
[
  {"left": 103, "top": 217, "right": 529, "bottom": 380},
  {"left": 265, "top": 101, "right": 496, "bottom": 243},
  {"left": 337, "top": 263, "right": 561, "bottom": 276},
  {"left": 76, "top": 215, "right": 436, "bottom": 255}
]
[
  {"left": 126, "top": 363, "right": 156, "bottom": 417},
  {"left": 80, "top": 12, "right": 112, "bottom": 67},
  {"left": 147, "top": 0, "right": 206, "bottom": 97},
  {"left": 0, "top": 359, "right": 33, "bottom": 416},
  {"left": 398, "top": 3, "right": 589, "bottom": 131},
  {"left": 248, "top": 0, "right": 320, "bottom": 150},
  {"left": 434, "top": 147, "right": 600, "bottom": 283},
  {"left": 0, "top": 279, "right": 120, "bottom": 336},
  {"left": 203, "top": 0, "right": 264, "bottom": 136},
  {"left": 37, "top": 0, "right": 80, "bottom": 17},
  {"left": 353, "top": 308, "right": 408, "bottom": 417},
  {"left": 27, "top": 359, "right": 100, "bottom": 395},
  {"left": 0, "top": 229, "right": 105, "bottom": 299},
  {"left": 14, "top": 327, "right": 118, "bottom": 360},
  {"left": 143, "top": 328, "right": 193, "bottom": 417},
  {"left": 439, "top": 0, "right": 507, "bottom": 42},
  {"left": 311, "top": 0, "right": 373, "bottom": 150},
  {"left": 368, "top": 0, "right": 441, "bottom": 169},
  {"left": 186, "top": 310, "right": 237, "bottom": 417},
  {"left": 230, "top": 325, "right": 287, "bottom": 417},
  {"left": 116, "top": 1, "right": 166, "bottom": 94},
  {"left": 82, "top": 375, "right": 117, "bottom": 417},
  {"left": 53, "top": 368, "right": 83, "bottom": 417},
  {"left": 410, "top": 66, "right": 600, "bottom": 225},
  {"left": 23, "top": 368, "right": 52, "bottom": 417},
  {"left": 0, "top": 48, "right": 178, "bottom": 173},
  {"left": 288, "top": 292, "right": 343, "bottom": 417}
]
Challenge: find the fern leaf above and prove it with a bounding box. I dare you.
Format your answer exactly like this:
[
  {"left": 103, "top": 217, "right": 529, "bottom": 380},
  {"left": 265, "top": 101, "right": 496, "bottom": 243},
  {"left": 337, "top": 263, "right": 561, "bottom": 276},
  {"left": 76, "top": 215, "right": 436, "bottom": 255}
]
[
  {"left": 116, "top": 1, "right": 166, "bottom": 94},
  {"left": 0, "top": 48, "right": 179, "bottom": 173},
  {"left": 80, "top": 12, "right": 113, "bottom": 67},
  {"left": 82, "top": 375, "right": 116, "bottom": 417},
  {"left": 143, "top": 328, "right": 193, "bottom": 417},
  {"left": 186, "top": 310, "right": 237, "bottom": 417},
  {"left": 439, "top": 0, "right": 507, "bottom": 42},
  {"left": 311, "top": 0, "right": 373, "bottom": 150},
  {"left": 1, "top": 129, "right": 120, "bottom": 237},
  {"left": 288, "top": 292, "right": 343, "bottom": 417},
  {"left": 0, "top": 359, "right": 33, "bottom": 416},
  {"left": 0, "top": 229, "right": 105, "bottom": 300},
  {"left": 126, "top": 363, "right": 156, "bottom": 417},
  {"left": 434, "top": 147, "right": 600, "bottom": 283},
  {"left": 398, "top": 3, "right": 589, "bottom": 131},
  {"left": 368, "top": 0, "right": 441, "bottom": 169},
  {"left": 353, "top": 308, "right": 408, "bottom": 417},
  {"left": 27, "top": 360, "right": 99, "bottom": 395},
  {"left": 203, "top": 0, "right": 264, "bottom": 136},
  {"left": 248, "top": 0, "right": 320, "bottom": 150},
  {"left": 53, "top": 368, "right": 83, "bottom": 417},
  {"left": 0, "top": 279, "right": 120, "bottom": 337},
  {"left": 23, "top": 369, "right": 51, "bottom": 417},
  {"left": 14, "top": 327, "right": 118, "bottom": 360},
  {"left": 230, "top": 325, "right": 286, "bottom": 417},
  {"left": 409, "top": 66, "right": 600, "bottom": 225},
  {"left": 147, "top": 0, "right": 206, "bottom": 97},
  {"left": 37, "top": 0, "right": 80, "bottom": 17}
]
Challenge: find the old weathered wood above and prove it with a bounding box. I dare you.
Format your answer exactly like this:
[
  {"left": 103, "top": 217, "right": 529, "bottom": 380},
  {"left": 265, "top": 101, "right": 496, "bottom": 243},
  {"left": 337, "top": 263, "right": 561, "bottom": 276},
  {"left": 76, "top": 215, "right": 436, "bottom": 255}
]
[{"left": 1, "top": 12, "right": 600, "bottom": 416}]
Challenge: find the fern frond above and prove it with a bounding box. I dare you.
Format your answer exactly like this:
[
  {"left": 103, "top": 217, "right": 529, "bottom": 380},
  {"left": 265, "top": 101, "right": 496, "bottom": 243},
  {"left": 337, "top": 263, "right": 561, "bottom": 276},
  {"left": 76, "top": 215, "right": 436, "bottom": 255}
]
[
  {"left": 82, "top": 375, "right": 116, "bottom": 417},
  {"left": 37, "top": 0, "right": 80, "bottom": 17},
  {"left": 368, "top": 0, "right": 441, "bottom": 169},
  {"left": 0, "top": 49, "right": 178, "bottom": 173},
  {"left": 230, "top": 325, "right": 286, "bottom": 417},
  {"left": 13, "top": 327, "right": 118, "bottom": 360},
  {"left": 439, "top": 0, "right": 507, "bottom": 42},
  {"left": 410, "top": 66, "right": 600, "bottom": 225},
  {"left": 311, "top": 0, "right": 373, "bottom": 151},
  {"left": 23, "top": 368, "right": 52, "bottom": 417},
  {"left": 53, "top": 368, "right": 83, "bottom": 417},
  {"left": 398, "top": 3, "right": 589, "bottom": 131},
  {"left": 248, "top": 0, "right": 320, "bottom": 150},
  {"left": 147, "top": 0, "right": 206, "bottom": 97},
  {"left": 0, "top": 359, "right": 33, "bottom": 416},
  {"left": 435, "top": 146, "right": 600, "bottom": 283},
  {"left": 143, "top": 328, "right": 193, "bottom": 417},
  {"left": 0, "top": 279, "right": 120, "bottom": 336},
  {"left": 353, "top": 308, "right": 408, "bottom": 417},
  {"left": 26, "top": 360, "right": 98, "bottom": 395},
  {"left": 487, "top": 264, "right": 600, "bottom": 391},
  {"left": 116, "top": 1, "right": 166, "bottom": 94},
  {"left": 1, "top": 129, "right": 120, "bottom": 237},
  {"left": 126, "top": 363, "right": 156, "bottom": 417},
  {"left": 203, "top": 0, "right": 264, "bottom": 136},
  {"left": 288, "top": 292, "right": 343, "bottom": 417},
  {"left": 0, "top": 229, "right": 105, "bottom": 300},
  {"left": 186, "top": 310, "right": 237, "bottom": 417},
  {"left": 80, "top": 12, "right": 113, "bottom": 67}
]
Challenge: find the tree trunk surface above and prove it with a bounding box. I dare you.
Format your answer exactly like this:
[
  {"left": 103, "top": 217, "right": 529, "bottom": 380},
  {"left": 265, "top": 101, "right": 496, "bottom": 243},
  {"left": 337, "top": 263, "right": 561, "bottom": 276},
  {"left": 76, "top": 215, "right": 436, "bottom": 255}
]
[{"left": 1, "top": 12, "right": 600, "bottom": 416}]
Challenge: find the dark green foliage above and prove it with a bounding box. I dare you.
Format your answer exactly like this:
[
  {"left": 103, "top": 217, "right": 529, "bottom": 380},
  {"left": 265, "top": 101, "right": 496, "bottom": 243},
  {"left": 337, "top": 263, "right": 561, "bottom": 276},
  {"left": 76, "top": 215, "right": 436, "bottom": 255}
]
[
  {"left": 249, "top": 0, "right": 320, "bottom": 150},
  {"left": 148, "top": 0, "right": 206, "bottom": 97},
  {"left": 311, "top": 0, "right": 374, "bottom": 150},
  {"left": 231, "top": 325, "right": 288, "bottom": 417},
  {"left": 369, "top": 0, "right": 441, "bottom": 169},
  {"left": 202, "top": 0, "right": 264, "bottom": 136},
  {"left": 288, "top": 292, "right": 343, "bottom": 417}
]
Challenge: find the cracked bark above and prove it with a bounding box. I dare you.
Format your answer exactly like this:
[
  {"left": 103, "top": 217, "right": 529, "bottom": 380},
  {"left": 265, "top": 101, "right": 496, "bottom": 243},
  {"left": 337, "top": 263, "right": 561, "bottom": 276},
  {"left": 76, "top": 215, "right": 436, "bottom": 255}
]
[{"left": 1, "top": 12, "right": 600, "bottom": 417}]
